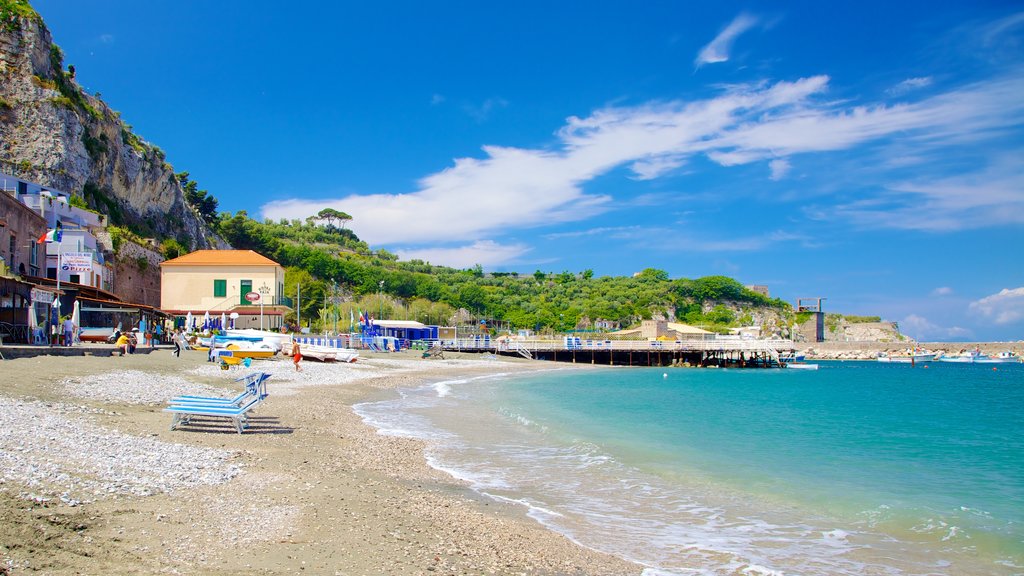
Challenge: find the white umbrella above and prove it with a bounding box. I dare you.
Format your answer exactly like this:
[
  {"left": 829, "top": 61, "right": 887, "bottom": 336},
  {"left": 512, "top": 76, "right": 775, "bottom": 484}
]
[
  {"left": 27, "top": 306, "right": 38, "bottom": 344},
  {"left": 186, "top": 311, "right": 193, "bottom": 330},
  {"left": 220, "top": 312, "right": 226, "bottom": 331},
  {"left": 71, "top": 300, "right": 81, "bottom": 345},
  {"left": 202, "top": 311, "right": 210, "bottom": 331}
]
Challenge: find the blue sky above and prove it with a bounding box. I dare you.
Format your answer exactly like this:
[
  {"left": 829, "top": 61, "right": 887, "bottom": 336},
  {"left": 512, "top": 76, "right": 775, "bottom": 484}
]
[{"left": 32, "top": 1, "right": 1024, "bottom": 341}]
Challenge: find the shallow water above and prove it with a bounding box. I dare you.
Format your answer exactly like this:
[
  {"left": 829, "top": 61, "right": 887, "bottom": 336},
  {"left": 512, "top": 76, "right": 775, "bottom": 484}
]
[{"left": 355, "top": 361, "right": 1024, "bottom": 575}]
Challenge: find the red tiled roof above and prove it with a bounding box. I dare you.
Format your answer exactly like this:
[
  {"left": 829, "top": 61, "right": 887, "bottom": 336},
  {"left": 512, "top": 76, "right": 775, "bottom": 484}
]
[{"left": 160, "top": 250, "right": 280, "bottom": 267}]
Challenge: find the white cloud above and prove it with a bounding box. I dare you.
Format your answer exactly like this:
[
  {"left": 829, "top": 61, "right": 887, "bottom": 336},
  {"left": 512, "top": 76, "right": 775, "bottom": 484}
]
[
  {"left": 887, "top": 76, "right": 933, "bottom": 96},
  {"left": 261, "top": 67, "right": 1024, "bottom": 255},
  {"left": 900, "top": 314, "right": 972, "bottom": 341},
  {"left": 394, "top": 240, "right": 530, "bottom": 269},
  {"left": 834, "top": 154, "right": 1024, "bottom": 231},
  {"left": 769, "top": 158, "right": 791, "bottom": 180},
  {"left": 931, "top": 286, "right": 954, "bottom": 296},
  {"left": 695, "top": 13, "right": 760, "bottom": 68},
  {"left": 969, "top": 287, "right": 1024, "bottom": 325},
  {"left": 430, "top": 93, "right": 445, "bottom": 105},
  {"left": 98, "top": 34, "right": 114, "bottom": 44}
]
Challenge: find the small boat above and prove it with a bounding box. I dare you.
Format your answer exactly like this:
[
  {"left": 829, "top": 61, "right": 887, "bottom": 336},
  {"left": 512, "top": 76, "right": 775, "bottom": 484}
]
[
  {"left": 938, "top": 349, "right": 989, "bottom": 363},
  {"left": 877, "top": 349, "right": 935, "bottom": 363},
  {"left": 224, "top": 342, "right": 277, "bottom": 359},
  {"left": 779, "top": 352, "right": 806, "bottom": 363},
  {"left": 785, "top": 362, "right": 819, "bottom": 370},
  {"left": 976, "top": 351, "right": 1022, "bottom": 364},
  {"left": 300, "top": 344, "right": 338, "bottom": 362}
]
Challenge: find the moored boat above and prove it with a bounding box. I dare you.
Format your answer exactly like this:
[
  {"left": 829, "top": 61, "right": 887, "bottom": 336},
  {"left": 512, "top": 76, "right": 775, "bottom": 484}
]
[
  {"left": 976, "top": 351, "right": 1022, "bottom": 364},
  {"left": 937, "top": 348, "right": 989, "bottom": 363},
  {"left": 877, "top": 349, "right": 935, "bottom": 363}
]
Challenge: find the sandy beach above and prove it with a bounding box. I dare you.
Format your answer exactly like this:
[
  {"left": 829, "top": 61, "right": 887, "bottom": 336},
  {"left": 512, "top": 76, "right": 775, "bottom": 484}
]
[{"left": 0, "top": 349, "right": 641, "bottom": 575}]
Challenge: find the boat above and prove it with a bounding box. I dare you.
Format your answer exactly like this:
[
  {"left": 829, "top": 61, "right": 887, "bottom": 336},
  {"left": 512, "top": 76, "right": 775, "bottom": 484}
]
[
  {"left": 785, "top": 362, "right": 819, "bottom": 370},
  {"left": 779, "top": 352, "right": 806, "bottom": 363},
  {"left": 223, "top": 341, "right": 277, "bottom": 359},
  {"left": 976, "top": 351, "right": 1022, "bottom": 364},
  {"left": 222, "top": 329, "right": 289, "bottom": 353},
  {"left": 300, "top": 344, "right": 338, "bottom": 362},
  {"left": 938, "top": 349, "right": 989, "bottom": 363},
  {"left": 877, "top": 349, "right": 935, "bottom": 363}
]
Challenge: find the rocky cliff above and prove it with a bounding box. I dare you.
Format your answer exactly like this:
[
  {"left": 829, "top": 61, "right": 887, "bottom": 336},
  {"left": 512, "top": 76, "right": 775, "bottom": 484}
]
[{"left": 0, "top": 5, "right": 220, "bottom": 250}]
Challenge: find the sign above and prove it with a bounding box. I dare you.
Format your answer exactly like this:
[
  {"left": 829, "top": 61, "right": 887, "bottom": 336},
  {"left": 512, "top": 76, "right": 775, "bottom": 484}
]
[
  {"left": 31, "top": 288, "right": 54, "bottom": 304},
  {"left": 61, "top": 252, "right": 92, "bottom": 272},
  {"left": 244, "top": 291, "right": 261, "bottom": 303}
]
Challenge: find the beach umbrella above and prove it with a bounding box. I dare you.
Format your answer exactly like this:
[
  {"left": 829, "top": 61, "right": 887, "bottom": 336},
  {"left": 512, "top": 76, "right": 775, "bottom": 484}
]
[
  {"left": 202, "top": 311, "right": 210, "bottom": 331},
  {"left": 71, "top": 300, "right": 81, "bottom": 345},
  {"left": 186, "top": 311, "right": 193, "bottom": 330},
  {"left": 220, "top": 312, "right": 226, "bottom": 331},
  {"left": 27, "top": 306, "right": 38, "bottom": 343}
]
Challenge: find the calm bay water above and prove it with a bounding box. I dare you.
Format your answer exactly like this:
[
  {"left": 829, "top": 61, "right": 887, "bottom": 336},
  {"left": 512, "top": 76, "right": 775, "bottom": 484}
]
[{"left": 355, "top": 361, "right": 1024, "bottom": 575}]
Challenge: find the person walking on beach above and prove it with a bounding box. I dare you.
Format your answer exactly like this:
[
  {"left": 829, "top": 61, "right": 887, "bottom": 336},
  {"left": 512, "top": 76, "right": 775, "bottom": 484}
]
[
  {"left": 172, "top": 328, "right": 183, "bottom": 357},
  {"left": 291, "top": 340, "right": 303, "bottom": 372}
]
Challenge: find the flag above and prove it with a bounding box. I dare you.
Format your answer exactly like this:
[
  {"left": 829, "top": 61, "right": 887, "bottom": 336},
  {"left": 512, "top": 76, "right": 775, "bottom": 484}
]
[
  {"left": 358, "top": 309, "right": 367, "bottom": 326},
  {"left": 37, "top": 225, "right": 62, "bottom": 244}
]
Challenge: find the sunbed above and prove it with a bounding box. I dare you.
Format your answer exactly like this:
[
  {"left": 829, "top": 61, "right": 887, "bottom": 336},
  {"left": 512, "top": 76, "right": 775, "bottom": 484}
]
[
  {"left": 164, "top": 395, "right": 266, "bottom": 434},
  {"left": 169, "top": 372, "right": 268, "bottom": 407}
]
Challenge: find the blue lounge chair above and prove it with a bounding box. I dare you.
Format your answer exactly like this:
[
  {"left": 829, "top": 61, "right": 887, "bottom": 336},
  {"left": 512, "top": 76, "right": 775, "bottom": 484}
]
[
  {"left": 170, "top": 372, "right": 269, "bottom": 407},
  {"left": 164, "top": 394, "right": 266, "bottom": 434}
]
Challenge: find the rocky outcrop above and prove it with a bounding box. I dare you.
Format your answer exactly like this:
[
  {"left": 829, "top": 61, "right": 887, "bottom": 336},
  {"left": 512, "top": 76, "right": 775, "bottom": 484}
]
[{"left": 0, "top": 10, "right": 221, "bottom": 250}]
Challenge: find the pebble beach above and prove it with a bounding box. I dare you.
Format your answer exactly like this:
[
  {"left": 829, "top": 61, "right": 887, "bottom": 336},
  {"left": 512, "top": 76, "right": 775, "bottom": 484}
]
[{"left": 0, "top": 349, "right": 641, "bottom": 575}]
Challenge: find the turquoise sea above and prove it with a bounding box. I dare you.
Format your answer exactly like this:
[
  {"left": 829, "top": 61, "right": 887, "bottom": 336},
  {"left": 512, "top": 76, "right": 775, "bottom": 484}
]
[{"left": 355, "top": 361, "right": 1024, "bottom": 575}]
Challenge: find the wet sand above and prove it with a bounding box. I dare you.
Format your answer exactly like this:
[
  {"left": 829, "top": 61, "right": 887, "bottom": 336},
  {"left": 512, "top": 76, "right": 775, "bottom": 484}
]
[{"left": 0, "top": 349, "right": 641, "bottom": 575}]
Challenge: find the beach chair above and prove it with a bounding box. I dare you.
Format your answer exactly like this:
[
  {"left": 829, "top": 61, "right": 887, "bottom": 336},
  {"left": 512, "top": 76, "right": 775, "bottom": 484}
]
[
  {"left": 163, "top": 394, "right": 266, "bottom": 434},
  {"left": 169, "top": 372, "right": 269, "bottom": 407}
]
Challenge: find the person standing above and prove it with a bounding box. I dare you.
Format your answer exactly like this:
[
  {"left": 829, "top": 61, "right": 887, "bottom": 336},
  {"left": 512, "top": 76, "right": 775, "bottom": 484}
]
[
  {"left": 172, "top": 328, "right": 183, "bottom": 357},
  {"left": 291, "top": 340, "right": 303, "bottom": 372},
  {"left": 63, "top": 315, "right": 76, "bottom": 347}
]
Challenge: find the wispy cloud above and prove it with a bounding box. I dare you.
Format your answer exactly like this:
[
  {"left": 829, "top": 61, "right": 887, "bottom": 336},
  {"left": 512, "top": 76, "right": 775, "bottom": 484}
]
[
  {"left": 98, "top": 34, "right": 114, "bottom": 44},
  {"left": 695, "top": 13, "right": 760, "bottom": 68},
  {"left": 833, "top": 153, "right": 1024, "bottom": 231},
  {"left": 543, "top": 226, "right": 646, "bottom": 240},
  {"left": 430, "top": 93, "right": 445, "bottom": 105},
  {"left": 463, "top": 97, "right": 508, "bottom": 122},
  {"left": 395, "top": 240, "right": 530, "bottom": 269},
  {"left": 931, "top": 286, "right": 954, "bottom": 296},
  {"left": 262, "top": 61, "right": 1024, "bottom": 266},
  {"left": 769, "top": 158, "right": 791, "bottom": 180},
  {"left": 969, "top": 287, "right": 1024, "bottom": 325},
  {"left": 887, "top": 76, "right": 933, "bottom": 96},
  {"left": 900, "top": 314, "right": 972, "bottom": 341}
]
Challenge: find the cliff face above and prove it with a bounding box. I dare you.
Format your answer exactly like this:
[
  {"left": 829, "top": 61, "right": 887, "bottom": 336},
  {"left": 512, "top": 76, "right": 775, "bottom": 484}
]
[{"left": 0, "top": 10, "right": 220, "bottom": 250}]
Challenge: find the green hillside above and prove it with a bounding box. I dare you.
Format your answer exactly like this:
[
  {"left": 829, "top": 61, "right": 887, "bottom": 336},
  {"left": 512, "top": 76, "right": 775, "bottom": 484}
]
[{"left": 204, "top": 209, "right": 792, "bottom": 334}]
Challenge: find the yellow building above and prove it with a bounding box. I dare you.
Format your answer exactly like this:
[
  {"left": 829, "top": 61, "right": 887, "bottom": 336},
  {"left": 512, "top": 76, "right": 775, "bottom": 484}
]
[{"left": 160, "top": 250, "right": 288, "bottom": 330}]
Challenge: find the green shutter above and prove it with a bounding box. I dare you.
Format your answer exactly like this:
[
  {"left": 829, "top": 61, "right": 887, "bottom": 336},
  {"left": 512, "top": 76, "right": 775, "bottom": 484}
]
[{"left": 214, "top": 279, "right": 226, "bottom": 298}]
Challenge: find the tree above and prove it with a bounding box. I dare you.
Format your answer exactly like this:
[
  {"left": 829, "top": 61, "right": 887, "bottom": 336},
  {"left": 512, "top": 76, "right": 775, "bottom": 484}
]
[{"left": 312, "top": 208, "right": 353, "bottom": 230}]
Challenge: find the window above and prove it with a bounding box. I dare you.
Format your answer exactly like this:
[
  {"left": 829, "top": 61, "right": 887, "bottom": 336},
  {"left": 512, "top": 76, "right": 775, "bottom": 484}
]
[{"left": 214, "top": 279, "right": 226, "bottom": 298}]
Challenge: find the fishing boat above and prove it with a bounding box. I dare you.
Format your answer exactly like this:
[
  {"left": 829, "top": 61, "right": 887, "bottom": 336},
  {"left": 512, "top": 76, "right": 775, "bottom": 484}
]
[
  {"left": 938, "top": 349, "right": 989, "bottom": 363},
  {"left": 877, "top": 349, "right": 935, "bottom": 363},
  {"left": 976, "top": 351, "right": 1022, "bottom": 364}
]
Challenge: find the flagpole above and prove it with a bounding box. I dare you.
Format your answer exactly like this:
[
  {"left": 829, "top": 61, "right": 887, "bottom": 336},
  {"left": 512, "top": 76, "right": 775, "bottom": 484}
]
[{"left": 53, "top": 238, "right": 61, "bottom": 347}]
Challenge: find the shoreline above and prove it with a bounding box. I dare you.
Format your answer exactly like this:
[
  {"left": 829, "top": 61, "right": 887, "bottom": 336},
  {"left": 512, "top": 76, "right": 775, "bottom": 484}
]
[{"left": 0, "top": 350, "right": 642, "bottom": 575}]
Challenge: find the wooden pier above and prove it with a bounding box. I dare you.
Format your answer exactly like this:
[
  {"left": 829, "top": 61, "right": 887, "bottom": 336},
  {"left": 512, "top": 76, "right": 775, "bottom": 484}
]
[{"left": 440, "top": 338, "right": 797, "bottom": 368}]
